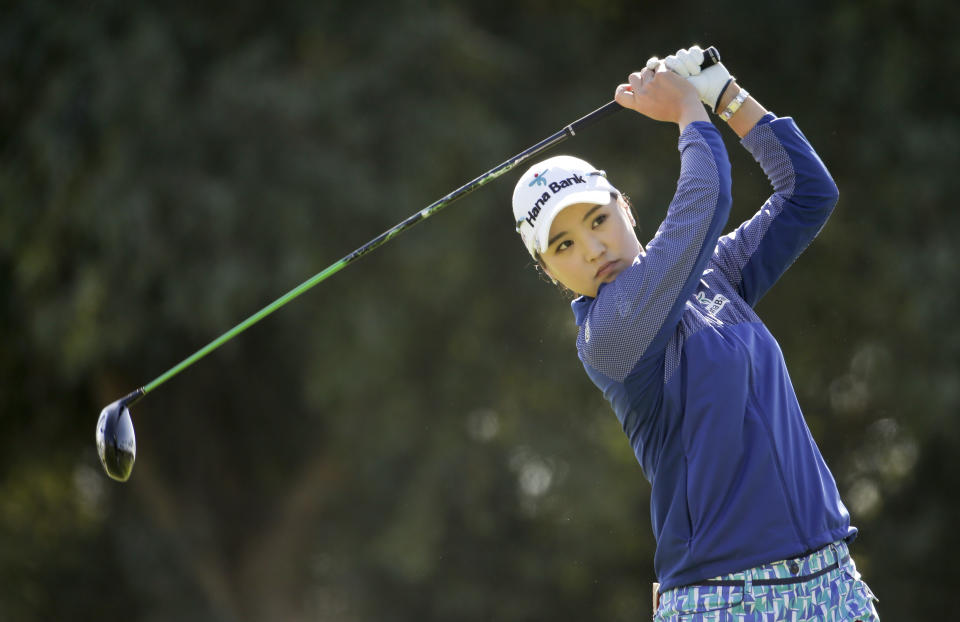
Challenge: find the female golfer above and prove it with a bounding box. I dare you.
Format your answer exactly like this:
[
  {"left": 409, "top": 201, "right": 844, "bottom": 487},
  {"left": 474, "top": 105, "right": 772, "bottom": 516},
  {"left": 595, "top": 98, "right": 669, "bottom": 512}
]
[{"left": 511, "top": 47, "right": 879, "bottom": 621}]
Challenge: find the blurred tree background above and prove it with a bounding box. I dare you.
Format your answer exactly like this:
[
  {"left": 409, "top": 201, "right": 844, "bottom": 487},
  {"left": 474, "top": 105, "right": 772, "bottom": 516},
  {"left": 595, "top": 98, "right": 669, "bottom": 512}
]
[{"left": 1, "top": 0, "right": 957, "bottom": 619}]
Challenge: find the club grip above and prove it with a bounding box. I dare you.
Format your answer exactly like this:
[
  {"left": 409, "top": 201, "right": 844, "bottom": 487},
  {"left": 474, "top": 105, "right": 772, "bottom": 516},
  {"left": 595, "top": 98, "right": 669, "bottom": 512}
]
[{"left": 701, "top": 46, "right": 720, "bottom": 68}]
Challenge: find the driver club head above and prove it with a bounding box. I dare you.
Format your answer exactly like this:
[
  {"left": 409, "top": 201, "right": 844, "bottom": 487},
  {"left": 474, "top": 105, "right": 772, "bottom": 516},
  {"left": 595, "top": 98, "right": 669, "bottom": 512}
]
[{"left": 96, "top": 398, "right": 137, "bottom": 482}]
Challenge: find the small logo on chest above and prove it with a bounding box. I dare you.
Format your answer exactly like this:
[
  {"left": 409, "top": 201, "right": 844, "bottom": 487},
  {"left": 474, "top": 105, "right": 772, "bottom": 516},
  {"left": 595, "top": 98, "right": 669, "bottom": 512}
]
[{"left": 696, "top": 291, "right": 730, "bottom": 316}]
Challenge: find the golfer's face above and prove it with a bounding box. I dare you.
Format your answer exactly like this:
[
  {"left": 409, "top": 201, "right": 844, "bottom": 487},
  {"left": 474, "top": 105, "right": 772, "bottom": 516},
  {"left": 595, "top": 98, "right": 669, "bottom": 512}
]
[{"left": 541, "top": 198, "right": 641, "bottom": 298}]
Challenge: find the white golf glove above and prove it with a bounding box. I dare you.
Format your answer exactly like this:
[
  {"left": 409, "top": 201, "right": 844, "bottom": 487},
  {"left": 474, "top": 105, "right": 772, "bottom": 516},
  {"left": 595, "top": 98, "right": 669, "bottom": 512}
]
[{"left": 647, "top": 46, "right": 734, "bottom": 113}]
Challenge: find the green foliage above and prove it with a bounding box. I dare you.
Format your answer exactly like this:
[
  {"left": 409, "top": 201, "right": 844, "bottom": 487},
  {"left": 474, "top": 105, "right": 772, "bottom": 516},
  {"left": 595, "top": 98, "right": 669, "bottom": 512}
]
[{"left": 1, "top": 0, "right": 957, "bottom": 619}]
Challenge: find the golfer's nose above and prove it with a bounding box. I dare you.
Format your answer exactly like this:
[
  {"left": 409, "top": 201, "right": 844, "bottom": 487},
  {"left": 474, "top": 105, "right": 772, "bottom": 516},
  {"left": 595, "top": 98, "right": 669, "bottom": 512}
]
[{"left": 584, "top": 235, "right": 605, "bottom": 261}]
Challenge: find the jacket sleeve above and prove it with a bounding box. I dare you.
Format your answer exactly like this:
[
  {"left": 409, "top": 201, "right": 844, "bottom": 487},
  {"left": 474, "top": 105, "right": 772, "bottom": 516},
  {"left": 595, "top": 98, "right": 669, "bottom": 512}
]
[
  {"left": 713, "top": 114, "right": 839, "bottom": 306},
  {"left": 577, "top": 121, "right": 732, "bottom": 383}
]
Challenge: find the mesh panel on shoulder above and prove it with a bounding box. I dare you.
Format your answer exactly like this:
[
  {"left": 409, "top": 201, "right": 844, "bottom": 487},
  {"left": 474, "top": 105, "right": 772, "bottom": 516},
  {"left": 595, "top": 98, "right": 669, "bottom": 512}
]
[{"left": 576, "top": 127, "right": 723, "bottom": 383}]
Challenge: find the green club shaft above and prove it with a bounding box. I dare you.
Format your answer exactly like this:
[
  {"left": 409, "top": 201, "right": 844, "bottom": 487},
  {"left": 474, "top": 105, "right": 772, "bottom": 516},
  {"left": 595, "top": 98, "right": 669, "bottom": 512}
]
[
  {"left": 141, "top": 258, "right": 346, "bottom": 395},
  {"left": 127, "top": 99, "right": 628, "bottom": 405}
]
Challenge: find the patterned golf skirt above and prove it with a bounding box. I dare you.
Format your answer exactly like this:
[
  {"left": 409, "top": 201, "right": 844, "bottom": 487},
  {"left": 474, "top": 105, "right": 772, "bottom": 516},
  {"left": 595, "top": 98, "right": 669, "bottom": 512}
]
[{"left": 654, "top": 540, "right": 879, "bottom": 621}]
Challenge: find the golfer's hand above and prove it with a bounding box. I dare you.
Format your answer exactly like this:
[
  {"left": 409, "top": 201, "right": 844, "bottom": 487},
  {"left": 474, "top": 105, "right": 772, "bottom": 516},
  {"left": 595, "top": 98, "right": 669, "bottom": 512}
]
[
  {"left": 657, "top": 46, "right": 734, "bottom": 113},
  {"left": 615, "top": 65, "right": 709, "bottom": 129}
]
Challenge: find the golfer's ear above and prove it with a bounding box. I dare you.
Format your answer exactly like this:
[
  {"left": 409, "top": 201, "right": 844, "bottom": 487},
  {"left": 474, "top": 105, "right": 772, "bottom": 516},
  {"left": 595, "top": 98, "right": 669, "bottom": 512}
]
[{"left": 536, "top": 255, "right": 556, "bottom": 283}]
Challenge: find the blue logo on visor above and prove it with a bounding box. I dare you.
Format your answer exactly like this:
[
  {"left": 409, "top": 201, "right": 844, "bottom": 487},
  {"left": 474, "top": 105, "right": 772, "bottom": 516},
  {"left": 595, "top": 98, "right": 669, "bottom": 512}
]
[{"left": 529, "top": 170, "right": 549, "bottom": 187}]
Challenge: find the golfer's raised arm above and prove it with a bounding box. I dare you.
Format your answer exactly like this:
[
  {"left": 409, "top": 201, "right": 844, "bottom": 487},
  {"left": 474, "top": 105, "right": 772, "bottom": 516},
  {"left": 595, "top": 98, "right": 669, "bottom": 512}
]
[
  {"left": 711, "top": 84, "right": 839, "bottom": 307},
  {"left": 577, "top": 74, "right": 732, "bottom": 379}
]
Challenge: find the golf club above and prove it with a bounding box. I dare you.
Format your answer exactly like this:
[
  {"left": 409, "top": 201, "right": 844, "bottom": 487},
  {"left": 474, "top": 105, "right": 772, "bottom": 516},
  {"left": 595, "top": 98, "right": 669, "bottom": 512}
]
[{"left": 96, "top": 47, "right": 721, "bottom": 481}]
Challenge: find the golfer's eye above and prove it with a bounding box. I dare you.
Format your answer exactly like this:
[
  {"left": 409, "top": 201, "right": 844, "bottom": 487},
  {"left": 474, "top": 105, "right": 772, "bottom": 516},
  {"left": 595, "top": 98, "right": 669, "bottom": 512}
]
[
  {"left": 555, "top": 240, "right": 572, "bottom": 253},
  {"left": 592, "top": 214, "right": 607, "bottom": 229}
]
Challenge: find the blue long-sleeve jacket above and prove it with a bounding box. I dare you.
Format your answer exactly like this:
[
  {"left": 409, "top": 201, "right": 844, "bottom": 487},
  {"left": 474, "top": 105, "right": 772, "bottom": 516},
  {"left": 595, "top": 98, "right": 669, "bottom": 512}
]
[{"left": 571, "top": 115, "right": 852, "bottom": 590}]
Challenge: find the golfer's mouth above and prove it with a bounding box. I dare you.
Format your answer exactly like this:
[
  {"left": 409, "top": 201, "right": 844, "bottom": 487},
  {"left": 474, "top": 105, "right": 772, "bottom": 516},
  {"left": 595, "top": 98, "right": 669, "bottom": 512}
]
[{"left": 596, "top": 260, "right": 619, "bottom": 280}]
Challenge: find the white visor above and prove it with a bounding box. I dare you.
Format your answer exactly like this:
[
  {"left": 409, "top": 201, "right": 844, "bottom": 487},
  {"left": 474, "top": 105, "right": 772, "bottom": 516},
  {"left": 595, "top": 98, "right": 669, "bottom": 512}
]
[{"left": 512, "top": 155, "right": 618, "bottom": 256}]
